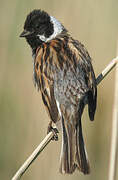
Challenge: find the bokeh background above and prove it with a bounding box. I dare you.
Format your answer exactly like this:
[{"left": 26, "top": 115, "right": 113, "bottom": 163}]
[{"left": 0, "top": 0, "right": 118, "bottom": 180}]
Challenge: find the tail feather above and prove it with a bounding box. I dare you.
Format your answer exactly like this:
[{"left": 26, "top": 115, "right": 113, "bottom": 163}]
[
  {"left": 76, "top": 120, "right": 90, "bottom": 174},
  {"left": 59, "top": 117, "right": 90, "bottom": 174},
  {"left": 59, "top": 117, "right": 76, "bottom": 174}
]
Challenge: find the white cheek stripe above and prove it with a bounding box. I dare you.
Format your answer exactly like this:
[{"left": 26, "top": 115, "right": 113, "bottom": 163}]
[
  {"left": 37, "top": 16, "right": 63, "bottom": 42},
  {"left": 37, "top": 34, "right": 47, "bottom": 42},
  {"left": 56, "top": 100, "right": 62, "bottom": 116}
]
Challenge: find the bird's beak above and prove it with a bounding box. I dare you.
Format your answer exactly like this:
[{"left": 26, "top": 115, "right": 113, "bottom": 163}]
[{"left": 19, "top": 30, "right": 33, "bottom": 38}]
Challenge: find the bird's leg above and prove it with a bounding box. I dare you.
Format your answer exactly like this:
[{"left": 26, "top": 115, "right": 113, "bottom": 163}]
[{"left": 47, "top": 121, "right": 59, "bottom": 141}]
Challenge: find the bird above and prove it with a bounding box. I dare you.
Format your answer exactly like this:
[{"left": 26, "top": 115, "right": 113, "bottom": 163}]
[{"left": 20, "top": 9, "right": 97, "bottom": 175}]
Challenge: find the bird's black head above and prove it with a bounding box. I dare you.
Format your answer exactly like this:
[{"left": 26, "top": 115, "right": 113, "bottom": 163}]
[{"left": 20, "top": 9, "right": 65, "bottom": 54}]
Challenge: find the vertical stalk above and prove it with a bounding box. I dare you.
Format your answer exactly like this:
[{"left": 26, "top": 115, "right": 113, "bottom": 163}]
[{"left": 108, "top": 45, "right": 118, "bottom": 180}]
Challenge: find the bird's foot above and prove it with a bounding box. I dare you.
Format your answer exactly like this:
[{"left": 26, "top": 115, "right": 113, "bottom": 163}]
[{"left": 47, "top": 122, "right": 59, "bottom": 141}]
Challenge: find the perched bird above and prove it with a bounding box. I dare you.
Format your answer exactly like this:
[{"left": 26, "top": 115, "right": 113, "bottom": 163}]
[{"left": 20, "top": 9, "right": 97, "bottom": 174}]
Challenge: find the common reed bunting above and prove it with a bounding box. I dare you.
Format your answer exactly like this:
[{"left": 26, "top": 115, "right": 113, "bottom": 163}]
[{"left": 20, "top": 9, "right": 97, "bottom": 174}]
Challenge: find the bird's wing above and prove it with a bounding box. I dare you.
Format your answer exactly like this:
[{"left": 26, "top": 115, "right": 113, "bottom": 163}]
[
  {"left": 33, "top": 44, "right": 60, "bottom": 124},
  {"left": 53, "top": 37, "right": 97, "bottom": 121},
  {"left": 72, "top": 39, "right": 97, "bottom": 120}
]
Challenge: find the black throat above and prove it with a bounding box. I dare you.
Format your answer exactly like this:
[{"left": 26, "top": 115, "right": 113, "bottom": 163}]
[{"left": 26, "top": 35, "right": 43, "bottom": 57}]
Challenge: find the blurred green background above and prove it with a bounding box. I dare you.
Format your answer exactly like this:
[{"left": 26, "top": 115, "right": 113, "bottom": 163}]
[{"left": 0, "top": 0, "right": 118, "bottom": 180}]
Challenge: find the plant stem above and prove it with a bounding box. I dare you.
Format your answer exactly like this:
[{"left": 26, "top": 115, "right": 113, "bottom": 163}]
[{"left": 108, "top": 55, "right": 118, "bottom": 179}]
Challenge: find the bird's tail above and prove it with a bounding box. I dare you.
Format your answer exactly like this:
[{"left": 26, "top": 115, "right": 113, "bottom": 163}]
[{"left": 59, "top": 117, "right": 90, "bottom": 174}]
